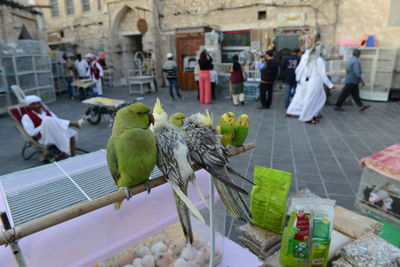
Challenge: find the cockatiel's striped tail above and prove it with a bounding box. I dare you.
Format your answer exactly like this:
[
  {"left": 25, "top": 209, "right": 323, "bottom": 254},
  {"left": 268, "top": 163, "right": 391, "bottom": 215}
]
[
  {"left": 232, "top": 114, "right": 249, "bottom": 147},
  {"left": 169, "top": 182, "right": 205, "bottom": 225},
  {"left": 172, "top": 187, "right": 193, "bottom": 244},
  {"left": 213, "top": 178, "right": 251, "bottom": 221}
]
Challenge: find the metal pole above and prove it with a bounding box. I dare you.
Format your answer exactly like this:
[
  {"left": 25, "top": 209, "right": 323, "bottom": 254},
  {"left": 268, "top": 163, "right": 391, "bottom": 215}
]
[
  {"left": 0, "top": 212, "right": 27, "bottom": 267},
  {"left": 209, "top": 176, "right": 215, "bottom": 267}
]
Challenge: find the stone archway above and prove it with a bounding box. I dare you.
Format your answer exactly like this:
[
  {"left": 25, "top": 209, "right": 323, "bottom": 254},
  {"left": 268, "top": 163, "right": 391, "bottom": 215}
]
[
  {"left": 110, "top": 5, "right": 143, "bottom": 83},
  {"left": 111, "top": 5, "right": 141, "bottom": 35}
]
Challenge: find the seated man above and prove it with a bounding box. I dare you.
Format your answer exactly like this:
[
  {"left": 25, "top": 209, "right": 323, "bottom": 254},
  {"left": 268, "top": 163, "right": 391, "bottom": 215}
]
[{"left": 21, "top": 95, "right": 84, "bottom": 157}]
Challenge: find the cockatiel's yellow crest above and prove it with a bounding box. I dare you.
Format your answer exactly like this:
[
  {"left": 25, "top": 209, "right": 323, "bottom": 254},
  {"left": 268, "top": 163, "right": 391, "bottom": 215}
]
[
  {"left": 153, "top": 97, "right": 164, "bottom": 115},
  {"left": 203, "top": 109, "right": 214, "bottom": 128},
  {"left": 152, "top": 98, "right": 168, "bottom": 128}
]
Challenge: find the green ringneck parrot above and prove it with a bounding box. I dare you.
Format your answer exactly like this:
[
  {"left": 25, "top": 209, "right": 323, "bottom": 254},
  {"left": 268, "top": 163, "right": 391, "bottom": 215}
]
[
  {"left": 216, "top": 112, "right": 236, "bottom": 147},
  {"left": 106, "top": 102, "right": 157, "bottom": 209},
  {"left": 183, "top": 111, "right": 253, "bottom": 222},
  {"left": 151, "top": 98, "right": 205, "bottom": 244},
  {"left": 169, "top": 112, "right": 186, "bottom": 129},
  {"left": 232, "top": 114, "right": 249, "bottom": 147}
]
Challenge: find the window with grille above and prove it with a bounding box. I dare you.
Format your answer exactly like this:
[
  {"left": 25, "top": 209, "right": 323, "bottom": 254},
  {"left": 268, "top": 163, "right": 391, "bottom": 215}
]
[
  {"left": 50, "top": 0, "right": 59, "bottom": 17},
  {"left": 221, "top": 30, "right": 251, "bottom": 62},
  {"left": 65, "top": 0, "right": 74, "bottom": 15},
  {"left": 82, "top": 0, "right": 90, "bottom": 12}
]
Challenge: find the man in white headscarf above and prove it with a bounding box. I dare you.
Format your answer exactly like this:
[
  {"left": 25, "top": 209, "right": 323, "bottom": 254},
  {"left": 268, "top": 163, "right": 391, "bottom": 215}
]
[
  {"left": 286, "top": 48, "right": 311, "bottom": 117},
  {"left": 296, "top": 43, "right": 334, "bottom": 124},
  {"left": 86, "top": 54, "right": 104, "bottom": 96},
  {"left": 21, "top": 95, "right": 85, "bottom": 156}
]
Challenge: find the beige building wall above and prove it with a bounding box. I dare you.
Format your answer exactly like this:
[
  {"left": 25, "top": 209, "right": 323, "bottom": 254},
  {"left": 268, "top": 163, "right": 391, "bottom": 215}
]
[
  {"left": 36, "top": 0, "right": 161, "bottom": 83},
  {"left": 0, "top": 4, "right": 45, "bottom": 41},
  {"left": 161, "top": 0, "right": 338, "bottom": 43},
  {"left": 37, "top": 0, "right": 399, "bottom": 85},
  {"left": 36, "top": 0, "right": 108, "bottom": 52},
  {"left": 335, "top": 0, "right": 400, "bottom": 48}
]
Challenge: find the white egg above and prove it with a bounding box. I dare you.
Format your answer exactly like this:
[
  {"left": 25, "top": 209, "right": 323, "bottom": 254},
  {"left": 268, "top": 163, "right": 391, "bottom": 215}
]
[
  {"left": 137, "top": 246, "right": 151, "bottom": 257},
  {"left": 151, "top": 241, "right": 167, "bottom": 254},
  {"left": 194, "top": 237, "right": 207, "bottom": 249},
  {"left": 142, "top": 254, "right": 155, "bottom": 267},
  {"left": 173, "top": 258, "right": 187, "bottom": 267},
  {"left": 194, "top": 251, "right": 205, "bottom": 265},
  {"left": 132, "top": 257, "right": 144, "bottom": 267},
  {"left": 181, "top": 245, "right": 196, "bottom": 261}
]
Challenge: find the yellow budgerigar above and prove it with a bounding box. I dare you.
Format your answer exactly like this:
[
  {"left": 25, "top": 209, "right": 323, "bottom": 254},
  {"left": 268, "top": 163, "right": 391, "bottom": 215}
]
[{"left": 216, "top": 112, "right": 236, "bottom": 147}]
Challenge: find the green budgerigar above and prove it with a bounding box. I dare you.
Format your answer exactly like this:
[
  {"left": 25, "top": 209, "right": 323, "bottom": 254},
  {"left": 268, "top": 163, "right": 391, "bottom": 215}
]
[
  {"left": 106, "top": 103, "right": 157, "bottom": 209},
  {"left": 169, "top": 112, "right": 186, "bottom": 129},
  {"left": 216, "top": 112, "right": 236, "bottom": 147},
  {"left": 232, "top": 114, "right": 249, "bottom": 147}
]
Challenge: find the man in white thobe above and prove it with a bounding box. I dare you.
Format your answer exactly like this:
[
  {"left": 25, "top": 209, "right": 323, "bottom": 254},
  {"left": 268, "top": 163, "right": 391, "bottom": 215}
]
[
  {"left": 87, "top": 54, "right": 104, "bottom": 96},
  {"left": 21, "top": 95, "right": 84, "bottom": 156},
  {"left": 286, "top": 49, "right": 311, "bottom": 117},
  {"left": 298, "top": 43, "right": 334, "bottom": 123}
]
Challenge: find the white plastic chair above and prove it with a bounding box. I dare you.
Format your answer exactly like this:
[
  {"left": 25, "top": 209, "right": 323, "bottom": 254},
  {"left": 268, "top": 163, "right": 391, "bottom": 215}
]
[{"left": 10, "top": 85, "right": 26, "bottom": 104}]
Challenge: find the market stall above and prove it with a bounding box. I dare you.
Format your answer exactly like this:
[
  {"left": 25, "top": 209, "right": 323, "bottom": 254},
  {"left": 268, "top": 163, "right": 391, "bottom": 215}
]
[{"left": 0, "top": 145, "right": 261, "bottom": 267}]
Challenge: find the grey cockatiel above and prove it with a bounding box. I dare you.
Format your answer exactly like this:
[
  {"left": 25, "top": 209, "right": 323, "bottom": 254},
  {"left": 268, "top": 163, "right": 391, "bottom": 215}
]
[
  {"left": 183, "top": 111, "right": 252, "bottom": 222},
  {"left": 151, "top": 98, "right": 205, "bottom": 244}
]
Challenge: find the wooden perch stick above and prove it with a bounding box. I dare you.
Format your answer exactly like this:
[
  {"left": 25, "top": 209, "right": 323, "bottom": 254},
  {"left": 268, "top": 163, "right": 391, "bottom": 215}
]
[{"left": 0, "top": 143, "right": 255, "bottom": 246}]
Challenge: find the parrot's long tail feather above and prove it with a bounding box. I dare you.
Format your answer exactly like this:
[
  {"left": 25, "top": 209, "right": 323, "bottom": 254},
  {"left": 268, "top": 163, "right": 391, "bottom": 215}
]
[
  {"left": 191, "top": 177, "right": 209, "bottom": 209},
  {"left": 226, "top": 166, "right": 255, "bottom": 185},
  {"left": 212, "top": 176, "right": 251, "bottom": 222},
  {"left": 169, "top": 182, "right": 205, "bottom": 224},
  {"left": 207, "top": 167, "right": 248, "bottom": 195},
  {"left": 114, "top": 200, "right": 123, "bottom": 210},
  {"left": 173, "top": 190, "right": 194, "bottom": 244}
]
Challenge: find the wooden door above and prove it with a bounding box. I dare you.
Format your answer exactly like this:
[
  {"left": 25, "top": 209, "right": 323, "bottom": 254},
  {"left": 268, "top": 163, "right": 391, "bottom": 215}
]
[{"left": 176, "top": 35, "right": 204, "bottom": 90}]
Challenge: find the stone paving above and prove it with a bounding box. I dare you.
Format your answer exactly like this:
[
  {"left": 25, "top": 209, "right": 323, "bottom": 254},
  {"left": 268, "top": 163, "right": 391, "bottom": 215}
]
[{"left": 0, "top": 84, "right": 399, "bottom": 243}]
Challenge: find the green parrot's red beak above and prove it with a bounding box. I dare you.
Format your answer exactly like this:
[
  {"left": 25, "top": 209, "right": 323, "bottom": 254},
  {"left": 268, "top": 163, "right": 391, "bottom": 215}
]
[{"left": 148, "top": 113, "right": 155, "bottom": 125}]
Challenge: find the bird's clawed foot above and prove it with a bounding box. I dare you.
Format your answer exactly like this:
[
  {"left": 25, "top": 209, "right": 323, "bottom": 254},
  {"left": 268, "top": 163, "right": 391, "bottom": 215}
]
[
  {"left": 121, "top": 187, "right": 134, "bottom": 200},
  {"left": 145, "top": 180, "right": 152, "bottom": 194}
]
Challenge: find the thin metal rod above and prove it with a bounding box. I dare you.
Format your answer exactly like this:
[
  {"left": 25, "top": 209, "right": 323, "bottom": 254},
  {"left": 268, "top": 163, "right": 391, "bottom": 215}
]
[
  {"left": 209, "top": 175, "right": 215, "bottom": 267},
  {"left": 0, "top": 143, "right": 255, "bottom": 247}
]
